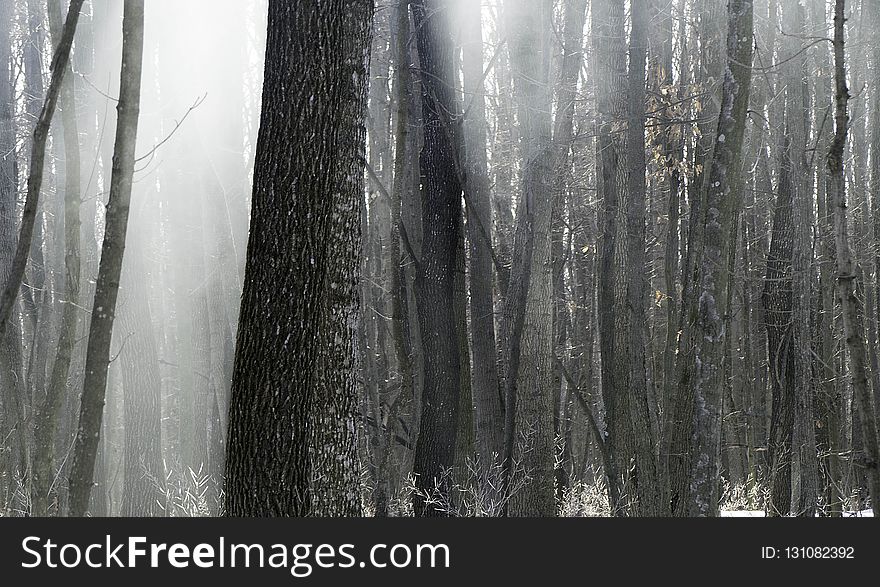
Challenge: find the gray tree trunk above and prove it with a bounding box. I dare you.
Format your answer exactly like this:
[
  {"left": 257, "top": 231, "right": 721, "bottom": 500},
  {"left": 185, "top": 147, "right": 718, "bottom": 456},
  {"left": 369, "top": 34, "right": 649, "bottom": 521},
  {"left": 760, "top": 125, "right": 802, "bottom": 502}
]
[
  {"left": 409, "top": 0, "right": 463, "bottom": 517},
  {"left": 671, "top": 0, "right": 753, "bottom": 517},
  {"left": 827, "top": 0, "right": 880, "bottom": 517},
  {"left": 460, "top": 0, "right": 504, "bottom": 468},
  {"left": 68, "top": 0, "right": 145, "bottom": 516},
  {"left": 500, "top": 0, "right": 555, "bottom": 517}
]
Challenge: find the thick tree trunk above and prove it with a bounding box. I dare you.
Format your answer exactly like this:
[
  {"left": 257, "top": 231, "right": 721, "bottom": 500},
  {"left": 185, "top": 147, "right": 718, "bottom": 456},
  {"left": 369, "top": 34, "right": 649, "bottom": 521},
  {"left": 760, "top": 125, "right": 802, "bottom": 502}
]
[
  {"left": 67, "top": 0, "right": 146, "bottom": 517},
  {"left": 783, "top": 0, "right": 819, "bottom": 517},
  {"left": 591, "top": 0, "right": 622, "bottom": 511},
  {"left": 224, "top": 0, "right": 372, "bottom": 517},
  {"left": 119, "top": 227, "right": 164, "bottom": 517},
  {"left": 409, "top": 0, "right": 463, "bottom": 517},
  {"left": 612, "top": 0, "right": 663, "bottom": 516}
]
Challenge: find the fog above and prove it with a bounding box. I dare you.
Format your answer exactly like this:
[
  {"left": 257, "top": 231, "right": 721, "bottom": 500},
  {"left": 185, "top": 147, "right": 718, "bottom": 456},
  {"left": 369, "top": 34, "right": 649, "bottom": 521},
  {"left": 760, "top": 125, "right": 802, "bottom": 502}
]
[{"left": 1, "top": 0, "right": 267, "bottom": 515}]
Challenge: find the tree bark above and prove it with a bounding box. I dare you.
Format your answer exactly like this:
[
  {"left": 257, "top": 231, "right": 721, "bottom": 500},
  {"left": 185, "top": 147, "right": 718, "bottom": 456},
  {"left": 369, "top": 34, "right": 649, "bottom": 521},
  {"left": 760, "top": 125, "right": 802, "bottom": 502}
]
[
  {"left": 410, "top": 0, "right": 463, "bottom": 517},
  {"left": 827, "top": 0, "right": 880, "bottom": 517},
  {"left": 31, "top": 0, "right": 85, "bottom": 518},
  {"left": 460, "top": 0, "right": 504, "bottom": 467},
  {"left": 500, "top": 0, "right": 555, "bottom": 517},
  {"left": 67, "top": 0, "right": 146, "bottom": 517},
  {"left": 670, "top": 0, "right": 753, "bottom": 516},
  {"left": 224, "top": 0, "right": 372, "bottom": 517}
]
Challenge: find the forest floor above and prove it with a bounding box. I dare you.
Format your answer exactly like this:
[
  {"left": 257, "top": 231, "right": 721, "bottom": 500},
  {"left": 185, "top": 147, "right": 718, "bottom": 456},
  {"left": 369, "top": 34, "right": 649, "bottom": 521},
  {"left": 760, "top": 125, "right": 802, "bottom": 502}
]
[{"left": 719, "top": 510, "right": 874, "bottom": 517}]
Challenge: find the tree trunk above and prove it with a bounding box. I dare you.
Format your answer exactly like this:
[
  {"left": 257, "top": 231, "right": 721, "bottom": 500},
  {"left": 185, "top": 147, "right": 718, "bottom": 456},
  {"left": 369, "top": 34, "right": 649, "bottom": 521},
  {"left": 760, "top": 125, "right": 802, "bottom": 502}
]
[
  {"left": 31, "top": 0, "right": 85, "bottom": 518},
  {"left": 0, "top": 0, "right": 25, "bottom": 507},
  {"left": 118, "top": 225, "right": 165, "bottom": 517},
  {"left": 224, "top": 0, "right": 372, "bottom": 517},
  {"left": 409, "top": 0, "right": 463, "bottom": 517},
  {"left": 671, "top": 0, "right": 753, "bottom": 517},
  {"left": 67, "top": 0, "right": 146, "bottom": 516},
  {"left": 460, "top": 0, "right": 504, "bottom": 468},
  {"left": 500, "top": 0, "right": 555, "bottom": 517},
  {"left": 827, "top": 0, "right": 880, "bottom": 517}
]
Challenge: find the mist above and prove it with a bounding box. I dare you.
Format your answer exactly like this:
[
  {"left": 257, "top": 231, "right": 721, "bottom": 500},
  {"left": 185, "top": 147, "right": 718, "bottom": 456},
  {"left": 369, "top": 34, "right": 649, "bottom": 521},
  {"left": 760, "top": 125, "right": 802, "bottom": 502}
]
[{"left": 2, "top": 0, "right": 879, "bottom": 519}]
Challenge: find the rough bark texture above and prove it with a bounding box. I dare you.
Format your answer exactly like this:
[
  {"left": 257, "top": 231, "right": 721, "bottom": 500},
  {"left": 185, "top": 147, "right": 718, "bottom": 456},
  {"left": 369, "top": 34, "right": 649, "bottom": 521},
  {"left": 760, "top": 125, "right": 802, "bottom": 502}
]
[
  {"left": 827, "top": 0, "right": 880, "bottom": 517},
  {"left": 224, "top": 0, "right": 372, "bottom": 517},
  {"left": 590, "top": 0, "right": 620, "bottom": 511},
  {"left": 409, "top": 0, "right": 463, "bottom": 517},
  {"left": 549, "top": 0, "right": 589, "bottom": 504},
  {"left": 670, "top": 0, "right": 753, "bottom": 516},
  {"left": 593, "top": 0, "right": 625, "bottom": 513},
  {"left": 460, "top": 0, "right": 504, "bottom": 466},
  {"left": 68, "top": 0, "right": 146, "bottom": 517},
  {"left": 784, "top": 0, "right": 819, "bottom": 517},
  {"left": 0, "top": 0, "right": 24, "bottom": 505},
  {"left": 612, "top": 0, "right": 663, "bottom": 516},
  {"left": 500, "top": 0, "right": 555, "bottom": 517},
  {"left": 118, "top": 223, "right": 165, "bottom": 517}
]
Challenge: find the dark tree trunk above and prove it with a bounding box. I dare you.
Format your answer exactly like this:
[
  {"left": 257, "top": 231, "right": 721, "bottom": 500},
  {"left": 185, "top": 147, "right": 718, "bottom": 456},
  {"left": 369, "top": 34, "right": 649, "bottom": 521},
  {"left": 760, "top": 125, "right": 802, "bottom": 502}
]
[
  {"left": 224, "top": 0, "right": 372, "bottom": 517},
  {"left": 410, "top": 0, "right": 463, "bottom": 517}
]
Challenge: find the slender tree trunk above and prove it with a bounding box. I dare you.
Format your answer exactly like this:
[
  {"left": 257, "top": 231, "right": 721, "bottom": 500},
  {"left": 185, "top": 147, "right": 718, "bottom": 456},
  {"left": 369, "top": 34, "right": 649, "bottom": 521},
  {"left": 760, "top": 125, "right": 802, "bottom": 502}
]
[
  {"left": 385, "top": 0, "right": 416, "bottom": 517},
  {"left": 67, "top": 0, "right": 146, "bottom": 516},
  {"left": 0, "top": 0, "right": 86, "bottom": 337},
  {"left": 460, "top": 0, "right": 504, "bottom": 467},
  {"left": 500, "top": 0, "right": 555, "bottom": 517},
  {"left": 671, "top": 0, "right": 753, "bottom": 516},
  {"left": 0, "top": 0, "right": 24, "bottom": 506},
  {"left": 549, "top": 0, "right": 589, "bottom": 505},
  {"left": 224, "top": 0, "right": 372, "bottom": 517},
  {"left": 31, "top": 0, "right": 85, "bottom": 518},
  {"left": 827, "top": 0, "right": 880, "bottom": 518}
]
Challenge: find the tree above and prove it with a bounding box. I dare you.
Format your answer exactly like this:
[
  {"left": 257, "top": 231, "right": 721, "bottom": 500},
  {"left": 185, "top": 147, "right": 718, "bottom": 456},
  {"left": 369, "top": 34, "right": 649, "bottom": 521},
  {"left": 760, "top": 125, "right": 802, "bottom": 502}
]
[
  {"left": 670, "top": 0, "right": 754, "bottom": 517},
  {"left": 409, "top": 0, "right": 464, "bottom": 517},
  {"left": 31, "top": 0, "right": 85, "bottom": 517},
  {"left": 0, "top": 0, "right": 86, "bottom": 336},
  {"left": 0, "top": 0, "right": 24, "bottom": 503},
  {"left": 459, "top": 0, "right": 504, "bottom": 469},
  {"left": 68, "top": 0, "right": 146, "bottom": 516},
  {"left": 826, "top": 0, "right": 880, "bottom": 517},
  {"left": 499, "top": 0, "right": 555, "bottom": 517},
  {"left": 224, "top": 0, "right": 373, "bottom": 517}
]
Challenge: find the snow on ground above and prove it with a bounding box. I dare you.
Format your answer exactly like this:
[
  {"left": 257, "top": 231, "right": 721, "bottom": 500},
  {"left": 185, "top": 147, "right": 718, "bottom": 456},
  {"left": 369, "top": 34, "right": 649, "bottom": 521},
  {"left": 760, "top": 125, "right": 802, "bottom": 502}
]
[{"left": 720, "top": 510, "right": 874, "bottom": 517}]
